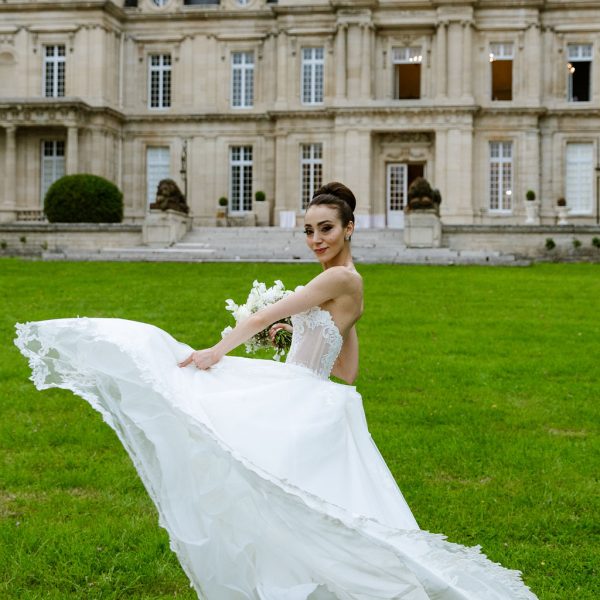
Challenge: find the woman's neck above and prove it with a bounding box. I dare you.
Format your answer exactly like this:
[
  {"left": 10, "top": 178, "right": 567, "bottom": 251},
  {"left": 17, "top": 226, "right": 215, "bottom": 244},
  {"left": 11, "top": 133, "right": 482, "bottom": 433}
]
[{"left": 321, "top": 246, "right": 354, "bottom": 270}]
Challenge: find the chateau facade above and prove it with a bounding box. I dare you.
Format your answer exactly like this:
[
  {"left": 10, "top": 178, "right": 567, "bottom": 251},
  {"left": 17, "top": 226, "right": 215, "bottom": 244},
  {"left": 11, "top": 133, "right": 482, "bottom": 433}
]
[{"left": 1, "top": 0, "right": 599, "bottom": 228}]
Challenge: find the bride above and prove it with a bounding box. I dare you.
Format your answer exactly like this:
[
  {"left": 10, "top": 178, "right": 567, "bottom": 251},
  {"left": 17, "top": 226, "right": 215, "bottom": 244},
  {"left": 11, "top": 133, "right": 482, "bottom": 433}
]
[{"left": 15, "top": 182, "right": 537, "bottom": 599}]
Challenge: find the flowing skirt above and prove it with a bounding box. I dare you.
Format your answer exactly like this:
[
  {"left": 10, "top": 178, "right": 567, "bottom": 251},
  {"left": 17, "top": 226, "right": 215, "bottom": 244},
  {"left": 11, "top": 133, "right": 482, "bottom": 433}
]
[{"left": 14, "top": 317, "right": 537, "bottom": 600}]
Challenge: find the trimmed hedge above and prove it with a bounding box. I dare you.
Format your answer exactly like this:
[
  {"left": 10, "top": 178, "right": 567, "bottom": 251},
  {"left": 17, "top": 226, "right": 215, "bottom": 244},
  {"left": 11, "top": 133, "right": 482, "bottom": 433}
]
[{"left": 44, "top": 174, "right": 123, "bottom": 223}]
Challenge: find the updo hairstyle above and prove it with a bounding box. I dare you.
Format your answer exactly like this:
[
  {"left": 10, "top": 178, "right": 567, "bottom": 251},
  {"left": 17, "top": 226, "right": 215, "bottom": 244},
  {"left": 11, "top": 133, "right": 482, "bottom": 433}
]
[{"left": 308, "top": 181, "right": 356, "bottom": 227}]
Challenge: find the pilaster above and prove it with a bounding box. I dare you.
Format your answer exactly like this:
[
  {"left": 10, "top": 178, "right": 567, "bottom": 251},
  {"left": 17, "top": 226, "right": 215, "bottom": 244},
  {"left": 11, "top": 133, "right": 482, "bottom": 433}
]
[
  {"left": 2, "top": 126, "right": 17, "bottom": 221},
  {"left": 67, "top": 126, "right": 79, "bottom": 174},
  {"left": 335, "top": 24, "right": 347, "bottom": 101},
  {"left": 436, "top": 22, "right": 447, "bottom": 99}
]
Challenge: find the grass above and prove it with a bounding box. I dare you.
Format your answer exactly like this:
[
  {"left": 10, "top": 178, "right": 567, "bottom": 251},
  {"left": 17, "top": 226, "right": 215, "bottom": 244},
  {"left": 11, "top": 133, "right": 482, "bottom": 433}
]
[{"left": 1, "top": 258, "right": 598, "bottom": 599}]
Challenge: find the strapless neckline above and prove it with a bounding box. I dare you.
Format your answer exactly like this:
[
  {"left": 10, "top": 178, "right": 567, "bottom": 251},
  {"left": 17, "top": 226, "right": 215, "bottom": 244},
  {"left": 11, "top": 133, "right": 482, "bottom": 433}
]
[{"left": 293, "top": 285, "right": 344, "bottom": 345}]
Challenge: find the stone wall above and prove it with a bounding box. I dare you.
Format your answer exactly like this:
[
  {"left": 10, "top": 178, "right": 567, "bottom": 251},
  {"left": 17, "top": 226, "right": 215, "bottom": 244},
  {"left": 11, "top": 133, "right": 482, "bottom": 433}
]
[
  {"left": 0, "top": 223, "right": 142, "bottom": 256},
  {"left": 444, "top": 225, "right": 600, "bottom": 259}
]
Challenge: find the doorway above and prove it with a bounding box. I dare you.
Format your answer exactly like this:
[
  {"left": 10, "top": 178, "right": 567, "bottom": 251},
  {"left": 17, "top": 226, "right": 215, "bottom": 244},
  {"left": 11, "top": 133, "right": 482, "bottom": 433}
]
[{"left": 386, "top": 162, "right": 425, "bottom": 228}]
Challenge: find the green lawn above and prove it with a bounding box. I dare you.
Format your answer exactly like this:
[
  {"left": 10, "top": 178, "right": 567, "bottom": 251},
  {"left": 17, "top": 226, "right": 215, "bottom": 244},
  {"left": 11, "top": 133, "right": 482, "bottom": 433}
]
[{"left": 1, "top": 258, "right": 598, "bottom": 599}]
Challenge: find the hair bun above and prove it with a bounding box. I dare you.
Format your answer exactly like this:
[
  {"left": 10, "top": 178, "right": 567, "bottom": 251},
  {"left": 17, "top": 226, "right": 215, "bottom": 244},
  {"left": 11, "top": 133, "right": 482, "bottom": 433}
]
[{"left": 313, "top": 182, "right": 356, "bottom": 213}]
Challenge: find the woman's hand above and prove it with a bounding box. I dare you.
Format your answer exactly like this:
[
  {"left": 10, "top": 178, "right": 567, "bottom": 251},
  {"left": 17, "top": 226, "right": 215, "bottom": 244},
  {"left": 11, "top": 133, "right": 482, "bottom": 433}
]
[
  {"left": 178, "top": 348, "right": 220, "bottom": 370},
  {"left": 268, "top": 322, "right": 293, "bottom": 346}
]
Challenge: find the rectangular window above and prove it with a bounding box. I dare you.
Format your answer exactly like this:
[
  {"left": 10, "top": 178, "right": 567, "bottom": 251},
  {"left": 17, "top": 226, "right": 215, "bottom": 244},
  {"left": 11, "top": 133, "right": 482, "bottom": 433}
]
[
  {"left": 300, "top": 143, "right": 323, "bottom": 209},
  {"left": 43, "top": 45, "right": 65, "bottom": 98},
  {"left": 567, "top": 44, "right": 592, "bottom": 102},
  {"left": 149, "top": 54, "right": 171, "bottom": 109},
  {"left": 301, "top": 47, "right": 324, "bottom": 105},
  {"left": 566, "top": 143, "right": 594, "bottom": 214},
  {"left": 489, "top": 141, "right": 513, "bottom": 212},
  {"left": 41, "top": 141, "right": 65, "bottom": 203},
  {"left": 392, "top": 47, "right": 422, "bottom": 100},
  {"left": 146, "top": 147, "right": 170, "bottom": 205},
  {"left": 230, "top": 146, "right": 253, "bottom": 213},
  {"left": 231, "top": 51, "right": 254, "bottom": 108},
  {"left": 490, "top": 42, "right": 513, "bottom": 101}
]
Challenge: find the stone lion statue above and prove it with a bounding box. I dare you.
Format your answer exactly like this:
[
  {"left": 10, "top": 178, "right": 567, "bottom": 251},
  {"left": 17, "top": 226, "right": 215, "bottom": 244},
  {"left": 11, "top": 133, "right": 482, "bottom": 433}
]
[{"left": 150, "top": 179, "right": 189, "bottom": 214}]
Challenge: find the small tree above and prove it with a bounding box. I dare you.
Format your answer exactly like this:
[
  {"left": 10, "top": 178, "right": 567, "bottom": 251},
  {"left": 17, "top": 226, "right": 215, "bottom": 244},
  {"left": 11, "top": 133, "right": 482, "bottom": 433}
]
[{"left": 254, "top": 191, "right": 266, "bottom": 202}]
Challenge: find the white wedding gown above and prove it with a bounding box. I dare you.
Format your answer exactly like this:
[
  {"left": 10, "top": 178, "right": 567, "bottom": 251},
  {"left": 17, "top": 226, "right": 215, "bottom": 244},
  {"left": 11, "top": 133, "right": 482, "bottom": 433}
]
[{"left": 14, "top": 306, "right": 537, "bottom": 600}]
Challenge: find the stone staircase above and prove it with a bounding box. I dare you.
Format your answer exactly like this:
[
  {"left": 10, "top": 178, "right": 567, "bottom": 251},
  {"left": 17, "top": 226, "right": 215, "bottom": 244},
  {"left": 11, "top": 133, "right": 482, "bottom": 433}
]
[{"left": 43, "top": 226, "right": 526, "bottom": 265}]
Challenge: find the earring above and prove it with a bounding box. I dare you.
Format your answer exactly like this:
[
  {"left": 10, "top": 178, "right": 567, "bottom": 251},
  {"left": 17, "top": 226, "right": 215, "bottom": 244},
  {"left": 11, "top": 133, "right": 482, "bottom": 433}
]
[{"left": 345, "top": 235, "right": 351, "bottom": 242}]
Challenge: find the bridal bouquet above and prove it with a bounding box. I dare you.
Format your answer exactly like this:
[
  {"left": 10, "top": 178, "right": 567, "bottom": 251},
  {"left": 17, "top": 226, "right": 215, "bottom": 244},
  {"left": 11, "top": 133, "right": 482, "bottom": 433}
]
[{"left": 221, "top": 280, "right": 293, "bottom": 360}]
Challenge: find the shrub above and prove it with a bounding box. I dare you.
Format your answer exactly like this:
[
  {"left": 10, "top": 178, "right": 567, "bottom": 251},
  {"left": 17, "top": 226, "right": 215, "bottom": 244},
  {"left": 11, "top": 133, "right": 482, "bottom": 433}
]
[
  {"left": 218, "top": 197, "right": 228, "bottom": 207},
  {"left": 44, "top": 174, "right": 123, "bottom": 223},
  {"left": 572, "top": 238, "right": 582, "bottom": 249},
  {"left": 526, "top": 190, "right": 536, "bottom": 201},
  {"left": 557, "top": 197, "right": 567, "bottom": 207},
  {"left": 545, "top": 238, "right": 556, "bottom": 251},
  {"left": 255, "top": 191, "right": 266, "bottom": 202},
  {"left": 592, "top": 237, "right": 600, "bottom": 249},
  {"left": 0, "top": 240, "right": 7, "bottom": 250}
]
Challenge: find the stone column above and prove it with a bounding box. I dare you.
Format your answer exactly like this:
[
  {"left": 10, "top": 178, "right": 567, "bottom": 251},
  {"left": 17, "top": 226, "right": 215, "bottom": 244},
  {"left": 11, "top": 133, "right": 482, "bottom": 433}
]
[
  {"left": 275, "top": 30, "right": 288, "bottom": 109},
  {"left": 335, "top": 24, "right": 347, "bottom": 101},
  {"left": 66, "top": 126, "right": 79, "bottom": 174},
  {"left": 360, "top": 24, "right": 372, "bottom": 100},
  {"left": 462, "top": 21, "right": 473, "bottom": 99},
  {"left": 2, "top": 126, "right": 17, "bottom": 220},
  {"left": 436, "top": 22, "right": 447, "bottom": 98}
]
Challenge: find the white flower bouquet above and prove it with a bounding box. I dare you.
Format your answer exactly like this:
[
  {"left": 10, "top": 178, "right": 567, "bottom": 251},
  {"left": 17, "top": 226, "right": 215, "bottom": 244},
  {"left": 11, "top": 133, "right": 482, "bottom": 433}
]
[{"left": 221, "top": 280, "right": 293, "bottom": 360}]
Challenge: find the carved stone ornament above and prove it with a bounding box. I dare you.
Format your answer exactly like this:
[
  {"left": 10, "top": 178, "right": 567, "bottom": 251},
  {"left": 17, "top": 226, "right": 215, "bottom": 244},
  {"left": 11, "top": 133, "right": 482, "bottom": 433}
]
[{"left": 149, "top": 178, "right": 189, "bottom": 214}]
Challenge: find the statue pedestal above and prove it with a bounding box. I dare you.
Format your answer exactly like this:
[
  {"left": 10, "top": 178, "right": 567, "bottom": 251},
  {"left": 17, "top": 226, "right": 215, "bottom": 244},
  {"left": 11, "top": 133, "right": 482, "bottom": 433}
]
[
  {"left": 404, "top": 209, "right": 442, "bottom": 248},
  {"left": 143, "top": 209, "right": 192, "bottom": 247}
]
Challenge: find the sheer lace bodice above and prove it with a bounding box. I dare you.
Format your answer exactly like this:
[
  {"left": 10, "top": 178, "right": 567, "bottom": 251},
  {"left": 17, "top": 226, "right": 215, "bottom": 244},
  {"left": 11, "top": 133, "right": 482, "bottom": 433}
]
[{"left": 286, "top": 306, "right": 343, "bottom": 380}]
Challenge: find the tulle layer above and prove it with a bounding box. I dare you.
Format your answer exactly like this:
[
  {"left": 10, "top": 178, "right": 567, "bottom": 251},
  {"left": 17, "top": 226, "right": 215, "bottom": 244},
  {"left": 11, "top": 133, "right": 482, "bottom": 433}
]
[{"left": 14, "top": 318, "right": 537, "bottom": 600}]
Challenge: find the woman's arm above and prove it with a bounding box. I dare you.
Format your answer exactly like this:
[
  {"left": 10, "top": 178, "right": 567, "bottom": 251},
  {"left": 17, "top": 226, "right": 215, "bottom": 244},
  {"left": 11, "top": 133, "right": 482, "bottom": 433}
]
[
  {"left": 331, "top": 325, "right": 359, "bottom": 384},
  {"left": 178, "top": 267, "right": 355, "bottom": 369}
]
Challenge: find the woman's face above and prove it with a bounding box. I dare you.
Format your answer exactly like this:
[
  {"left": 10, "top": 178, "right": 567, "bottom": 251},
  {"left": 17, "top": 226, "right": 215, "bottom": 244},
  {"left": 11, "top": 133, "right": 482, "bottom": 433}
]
[{"left": 303, "top": 205, "right": 352, "bottom": 263}]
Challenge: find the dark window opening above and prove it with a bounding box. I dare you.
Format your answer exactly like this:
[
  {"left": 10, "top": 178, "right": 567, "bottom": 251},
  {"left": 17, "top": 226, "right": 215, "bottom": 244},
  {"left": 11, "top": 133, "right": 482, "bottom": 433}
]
[
  {"left": 491, "top": 60, "right": 512, "bottom": 101},
  {"left": 183, "top": 0, "right": 220, "bottom": 4},
  {"left": 394, "top": 64, "right": 421, "bottom": 100},
  {"left": 407, "top": 164, "right": 425, "bottom": 189},
  {"left": 569, "top": 61, "right": 591, "bottom": 102}
]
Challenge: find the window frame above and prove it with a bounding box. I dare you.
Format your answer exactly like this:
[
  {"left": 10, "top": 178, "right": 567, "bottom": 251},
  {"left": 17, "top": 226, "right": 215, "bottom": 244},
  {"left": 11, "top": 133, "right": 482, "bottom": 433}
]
[
  {"left": 146, "top": 146, "right": 171, "bottom": 206},
  {"left": 489, "top": 42, "right": 514, "bottom": 102},
  {"left": 43, "top": 44, "right": 66, "bottom": 98},
  {"left": 229, "top": 145, "right": 253, "bottom": 213},
  {"left": 300, "top": 143, "right": 323, "bottom": 210},
  {"left": 391, "top": 46, "right": 422, "bottom": 100},
  {"left": 231, "top": 50, "right": 255, "bottom": 109},
  {"left": 565, "top": 141, "right": 595, "bottom": 215},
  {"left": 301, "top": 46, "right": 325, "bottom": 105},
  {"left": 148, "top": 53, "right": 172, "bottom": 110},
  {"left": 488, "top": 140, "right": 513, "bottom": 213},
  {"left": 567, "top": 43, "right": 593, "bottom": 103},
  {"left": 40, "top": 140, "right": 65, "bottom": 205}
]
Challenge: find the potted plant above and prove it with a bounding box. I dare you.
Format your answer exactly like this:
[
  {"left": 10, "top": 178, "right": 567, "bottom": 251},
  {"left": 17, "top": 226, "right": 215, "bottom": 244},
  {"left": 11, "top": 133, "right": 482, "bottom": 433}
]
[
  {"left": 556, "top": 197, "right": 569, "bottom": 226},
  {"left": 524, "top": 189, "right": 539, "bottom": 225},
  {"left": 254, "top": 190, "right": 271, "bottom": 226},
  {"left": 217, "top": 196, "right": 228, "bottom": 227}
]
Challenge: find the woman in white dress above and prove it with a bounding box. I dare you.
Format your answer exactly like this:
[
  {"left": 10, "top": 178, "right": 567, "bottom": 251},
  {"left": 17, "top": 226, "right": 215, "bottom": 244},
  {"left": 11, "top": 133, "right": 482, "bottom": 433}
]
[{"left": 15, "top": 182, "right": 537, "bottom": 599}]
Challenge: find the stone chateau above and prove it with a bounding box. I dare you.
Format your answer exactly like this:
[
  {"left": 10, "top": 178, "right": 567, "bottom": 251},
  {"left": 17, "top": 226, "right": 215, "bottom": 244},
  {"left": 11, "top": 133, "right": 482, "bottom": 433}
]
[{"left": 1, "top": 0, "right": 599, "bottom": 229}]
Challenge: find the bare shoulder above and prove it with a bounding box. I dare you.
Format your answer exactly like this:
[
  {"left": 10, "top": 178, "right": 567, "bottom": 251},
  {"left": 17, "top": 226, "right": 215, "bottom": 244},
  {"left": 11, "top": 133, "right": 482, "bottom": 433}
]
[{"left": 317, "top": 266, "right": 363, "bottom": 290}]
